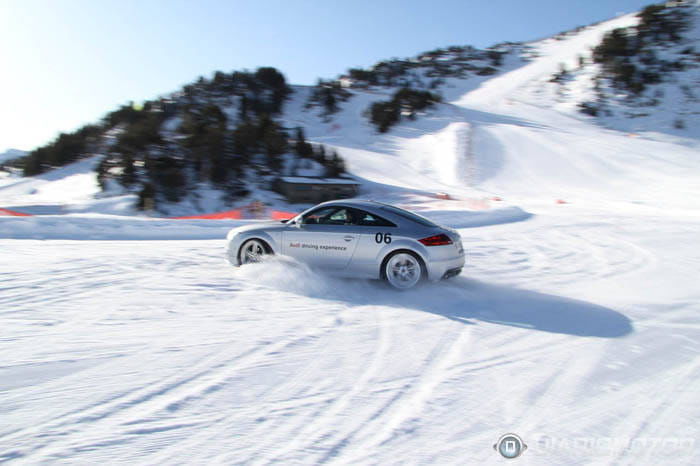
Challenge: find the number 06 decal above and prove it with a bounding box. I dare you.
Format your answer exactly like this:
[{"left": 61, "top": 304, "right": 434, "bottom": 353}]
[{"left": 375, "top": 232, "right": 392, "bottom": 244}]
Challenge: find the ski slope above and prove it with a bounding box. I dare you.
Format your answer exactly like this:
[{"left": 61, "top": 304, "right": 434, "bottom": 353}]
[{"left": 2, "top": 9, "right": 700, "bottom": 466}]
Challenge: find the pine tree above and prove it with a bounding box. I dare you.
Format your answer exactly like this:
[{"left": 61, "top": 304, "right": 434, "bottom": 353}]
[
  {"left": 96, "top": 158, "right": 109, "bottom": 190},
  {"left": 293, "top": 127, "right": 313, "bottom": 158},
  {"left": 137, "top": 183, "right": 156, "bottom": 210},
  {"left": 120, "top": 152, "right": 137, "bottom": 187},
  {"left": 238, "top": 96, "right": 249, "bottom": 121},
  {"left": 23, "top": 148, "right": 46, "bottom": 176},
  {"left": 323, "top": 91, "right": 337, "bottom": 115},
  {"left": 232, "top": 120, "right": 258, "bottom": 161},
  {"left": 324, "top": 150, "right": 346, "bottom": 177},
  {"left": 314, "top": 144, "right": 326, "bottom": 164},
  {"left": 262, "top": 123, "right": 287, "bottom": 172}
]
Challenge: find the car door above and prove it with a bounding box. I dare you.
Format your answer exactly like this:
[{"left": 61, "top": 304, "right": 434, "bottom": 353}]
[
  {"left": 344, "top": 208, "right": 398, "bottom": 271},
  {"left": 282, "top": 206, "right": 360, "bottom": 269}
]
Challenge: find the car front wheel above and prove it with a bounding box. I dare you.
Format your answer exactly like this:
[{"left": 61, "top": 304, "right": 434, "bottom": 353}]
[
  {"left": 238, "top": 239, "right": 270, "bottom": 265},
  {"left": 382, "top": 251, "right": 424, "bottom": 290}
]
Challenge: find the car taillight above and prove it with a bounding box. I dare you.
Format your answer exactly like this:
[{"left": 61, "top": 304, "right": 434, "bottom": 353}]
[{"left": 418, "top": 234, "right": 453, "bottom": 246}]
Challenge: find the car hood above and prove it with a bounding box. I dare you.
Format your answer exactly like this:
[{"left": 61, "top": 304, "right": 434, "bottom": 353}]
[{"left": 226, "top": 221, "right": 288, "bottom": 240}]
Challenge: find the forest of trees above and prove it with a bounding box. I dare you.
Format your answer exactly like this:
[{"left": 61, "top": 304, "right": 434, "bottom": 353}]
[
  {"left": 336, "top": 44, "right": 510, "bottom": 89},
  {"left": 21, "top": 125, "right": 103, "bottom": 176},
  {"left": 305, "top": 79, "right": 352, "bottom": 117},
  {"left": 18, "top": 67, "right": 347, "bottom": 211},
  {"left": 10, "top": 40, "right": 526, "bottom": 210},
  {"left": 368, "top": 88, "right": 442, "bottom": 133},
  {"left": 592, "top": 3, "right": 693, "bottom": 94}
]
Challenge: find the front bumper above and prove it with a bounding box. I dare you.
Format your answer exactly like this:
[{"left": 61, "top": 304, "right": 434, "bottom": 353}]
[{"left": 226, "top": 235, "right": 244, "bottom": 266}]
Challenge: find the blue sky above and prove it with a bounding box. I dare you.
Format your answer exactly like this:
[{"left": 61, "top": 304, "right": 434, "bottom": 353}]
[{"left": 1, "top": 0, "right": 654, "bottom": 152}]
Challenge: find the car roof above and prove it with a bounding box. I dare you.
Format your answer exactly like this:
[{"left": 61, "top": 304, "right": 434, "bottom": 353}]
[
  {"left": 318, "top": 199, "right": 386, "bottom": 210},
  {"left": 306, "top": 199, "right": 442, "bottom": 228},
  {"left": 319, "top": 199, "right": 389, "bottom": 209}
]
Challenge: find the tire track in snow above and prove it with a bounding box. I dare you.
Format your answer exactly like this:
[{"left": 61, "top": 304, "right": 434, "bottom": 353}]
[
  {"left": 447, "top": 333, "right": 571, "bottom": 375},
  {"left": 515, "top": 354, "right": 700, "bottom": 464},
  {"left": 0, "top": 263, "right": 132, "bottom": 313},
  {"left": 147, "top": 309, "right": 353, "bottom": 465},
  {"left": 465, "top": 223, "right": 655, "bottom": 287},
  {"left": 1, "top": 343, "right": 253, "bottom": 453},
  {"left": 255, "top": 305, "right": 393, "bottom": 465},
  {"left": 328, "top": 325, "right": 471, "bottom": 464},
  {"left": 607, "top": 355, "right": 700, "bottom": 464},
  {"left": 3, "top": 312, "right": 340, "bottom": 462},
  {"left": 513, "top": 341, "right": 606, "bottom": 434}
]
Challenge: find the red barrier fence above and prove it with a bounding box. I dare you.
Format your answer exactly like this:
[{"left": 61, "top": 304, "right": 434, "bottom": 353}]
[
  {"left": 170, "top": 209, "right": 298, "bottom": 220},
  {"left": 271, "top": 210, "right": 296, "bottom": 220},
  {"left": 0, "top": 208, "right": 32, "bottom": 217},
  {"left": 171, "top": 209, "right": 243, "bottom": 220}
]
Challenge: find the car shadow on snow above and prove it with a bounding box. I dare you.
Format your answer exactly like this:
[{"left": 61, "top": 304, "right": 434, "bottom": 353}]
[
  {"left": 393, "top": 277, "right": 633, "bottom": 338},
  {"left": 310, "top": 276, "right": 631, "bottom": 338},
  {"left": 233, "top": 259, "right": 633, "bottom": 338}
]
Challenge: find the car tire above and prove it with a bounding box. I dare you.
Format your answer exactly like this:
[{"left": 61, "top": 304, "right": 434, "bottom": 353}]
[
  {"left": 237, "top": 239, "right": 271, "bottom": 266},
  {"left": 381, "top": 250, "right": 425, "bottom": 290}
]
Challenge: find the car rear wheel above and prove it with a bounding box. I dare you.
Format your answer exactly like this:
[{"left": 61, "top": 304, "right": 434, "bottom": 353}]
[
  {"left": 383, "top": 251, "right": 424, "bottom": 290},
  {"left": 238, "top": 239, "right": 270, "bottom": 265}
]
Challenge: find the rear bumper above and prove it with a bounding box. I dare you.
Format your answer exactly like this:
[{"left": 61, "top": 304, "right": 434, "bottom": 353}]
[
  {"left": 442, "top": 267, "right": 462, "bottom": 279},
  {"left": 425, "top": 252, "right": 466, "bottom": 281}
]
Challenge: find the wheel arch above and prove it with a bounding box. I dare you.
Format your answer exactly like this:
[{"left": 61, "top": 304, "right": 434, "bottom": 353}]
[
  {"left": 231, "top": 234, "right": 277, "bottom": 266},
  {"left": 238, "top": 231, "right": 279, "bottom": 253},
  {"left": 379, "top": 247, "right": 428, "bottom": 281}
]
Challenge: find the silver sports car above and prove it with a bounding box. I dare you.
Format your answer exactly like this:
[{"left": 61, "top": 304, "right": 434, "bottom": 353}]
[{"left": 226, "top": 199, "right": 465, "bottom": 289}]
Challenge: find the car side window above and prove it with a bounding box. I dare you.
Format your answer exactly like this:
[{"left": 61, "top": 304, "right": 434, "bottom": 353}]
[
  {"left": 302, "top": 207, "right": 336, "bottom": 225},
  {"left": 327, "top": 208, "right": 351, "bottom": 225},
  {"left": 302, "top": 207, "right": 351, "bottom": 225},
  {"left": 351, "top": 208, "right": 396, "bottom": 227}
]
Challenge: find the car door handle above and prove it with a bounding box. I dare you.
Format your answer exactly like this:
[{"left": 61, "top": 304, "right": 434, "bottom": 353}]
[{"left": 344, "top": 235, "right": 354, "bottom": 242}]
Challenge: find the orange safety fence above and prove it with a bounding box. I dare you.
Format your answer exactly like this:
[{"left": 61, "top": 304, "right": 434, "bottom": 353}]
[
  {"left": 0, "top": 208, "right": 32, "bottom": 217},
  {"left": 271, "top": 210, "right": 297, "bottom": 220},
  {"left": 171, "top": 209, "right": 243, "bottom": 220},
  {"left": 170, "top": 209, "right": 298, "bottom": 220}
]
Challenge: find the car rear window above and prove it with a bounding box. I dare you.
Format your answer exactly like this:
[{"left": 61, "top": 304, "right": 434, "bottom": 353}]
[
  {"left": 351, "top": 208, "right": 396, "bottom": 227},
  {"left": 380, "top": 205, "right": 437, "bottom": 227}
]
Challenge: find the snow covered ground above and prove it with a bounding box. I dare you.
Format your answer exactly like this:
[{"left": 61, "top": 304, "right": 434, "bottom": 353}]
[
  {"left": 1, "top": 208, "right": 698, "bottom": 464},
  {"left": 2, "top": 9, "right": 700, "bottom": 465}
]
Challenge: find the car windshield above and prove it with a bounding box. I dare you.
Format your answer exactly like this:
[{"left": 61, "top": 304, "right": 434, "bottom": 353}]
[{"left": 379, "top": 205, "right": 437, "bottom": 227}]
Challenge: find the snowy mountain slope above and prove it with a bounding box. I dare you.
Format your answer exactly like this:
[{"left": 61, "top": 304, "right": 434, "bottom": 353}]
[
  {"left": 0, "top": 156, "right": 140, "bottom": 216},
  {"left": 514, "top": 1, "right": 700, "bottom": 138},
  {"left": 455, "top": 13, "right": 641, "bottom": 110},
  {"left": 0, "top": 148, "right": 26, "bottom": 164},
  {"left": 277, "top": 5, "right": 700, "bottom": 214},
  {"left": 2, "top": 4, "right": 700, "bottom": 466},
  {"left": 3, "top": 3, "right": 700, "bottom": 217},
  {"left": 446, "top": 11, "right": 700, "bottom": 211},
  {"left": 282, "top": 86, "right": 480, "bottom": 198}
]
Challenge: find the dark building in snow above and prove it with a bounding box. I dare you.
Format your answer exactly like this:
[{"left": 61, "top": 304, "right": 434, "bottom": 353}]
[{"left": 273, "top": 176, "right": 360, "bottom": 204}]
